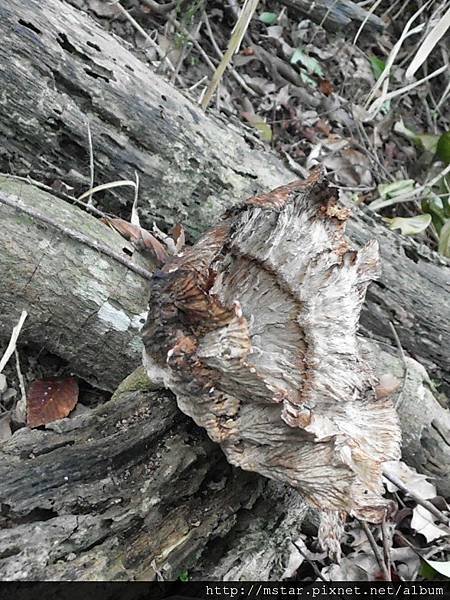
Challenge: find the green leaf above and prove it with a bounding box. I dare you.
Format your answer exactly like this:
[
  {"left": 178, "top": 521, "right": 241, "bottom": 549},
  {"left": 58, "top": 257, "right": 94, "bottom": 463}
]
[
  {"left": 253, "top": 120, "right": 273, "bottom": 141},
  {"left": 299, "top": 69, "right": 317, "bottom": 88},
  {"left": 416, "top": 133, "right": 440, "bottom": 154},
  {"left": 422, "top": 558, "right": 450, "bottom": 580},
  {"left": 369, "top": 179, "right": 415, "bottom": 211},
  {"left": 422, "top": 192, "right": 446, "bottom": 232},
  {"left": 290, "top": 48, "right": 324, "bottom": 77},
  {"left": 438, "top": 219, "right": 450, "bottom": 257},
  {"left": 393, "top": 120, "right": 439, "bottom": 153},
  {"left": 436, "top": 131, "right": 450, "bottom": 165},
  {"left": 385, "top": 213, "right": 432, "bottom": 235},
  {"left": 370, "top": 55, "right": 386, "bottom": 79},
  {"left": 378, "top": 179, "right": 416, "bottom": 200},
  {"left": 178, "top": 570, "right": 189, "bottom": 582},
  {"left": 259, "top": 12, "right": 278, "bottom": 25},
  {"left": 241, "top": 112, "right": 273, "bottom": 142}
]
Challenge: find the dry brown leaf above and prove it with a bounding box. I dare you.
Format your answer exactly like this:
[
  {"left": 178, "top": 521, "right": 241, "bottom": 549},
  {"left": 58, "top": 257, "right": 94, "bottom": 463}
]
[
  {"left": 319, "top": 79, "right": 334, "bottom": 96},
  {"left": 170, "top": 223, "right": 186, "bottom": 253},
  {"left": 102, "top": 217, "right": 168, "bottom": 264},
  {"left": 27, "top": 377, "right": 79, "bottom": 428}
]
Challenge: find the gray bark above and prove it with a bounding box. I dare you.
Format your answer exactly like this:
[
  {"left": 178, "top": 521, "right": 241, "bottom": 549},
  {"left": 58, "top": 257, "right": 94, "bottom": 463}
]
[
  {"left": 280, "top": 0, "right": 385, "bottom": 34},
  {"left": 0, "top": 177, "right": 148, "bottom": 391},
  {"left": 0, "top": 180, "right": 449, "bottom": 581},
  {"left": 0, "top": 0, "right": 448, "bottom": 392},
  {"left": 0, "top": 369, "right": 269, "bottom": 581},
  {"left": 0, "top": 0, "right": 449, "bottom": 582}
]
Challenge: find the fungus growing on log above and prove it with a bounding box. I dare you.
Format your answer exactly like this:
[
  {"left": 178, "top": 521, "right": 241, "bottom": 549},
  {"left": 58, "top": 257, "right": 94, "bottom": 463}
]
[{"left": 142, "top": 167, "right": 401, "bottom": 537}]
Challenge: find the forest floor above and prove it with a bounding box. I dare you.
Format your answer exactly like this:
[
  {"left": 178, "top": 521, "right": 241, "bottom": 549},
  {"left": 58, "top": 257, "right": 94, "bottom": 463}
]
[{"left": 72, "top": 0, "right": 450, "bottom": 255}]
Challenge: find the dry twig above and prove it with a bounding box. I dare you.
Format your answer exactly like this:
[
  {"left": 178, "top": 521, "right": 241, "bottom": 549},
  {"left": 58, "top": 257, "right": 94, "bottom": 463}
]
[
  {"left": 382, "top": 469, "right": 450, "bottom": 527},
  {"left": 361, "top": 521, "right": 390, "bottom": 581},
  {"left": 0, "top": 173, "right": 109, "bottom": 219},
  {"left": 201, "top": 0, "right": 259, "bottom": 110},
  {"left": 86, "top": 120, "right": 94, "bottom": 207},
  {"left": 0, "top": 311, "right": 28, "bottom": 374}
]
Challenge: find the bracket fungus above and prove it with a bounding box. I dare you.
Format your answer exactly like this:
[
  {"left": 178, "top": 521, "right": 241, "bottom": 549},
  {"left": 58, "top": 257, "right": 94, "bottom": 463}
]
[{"left": 143, "top": 167, "right": 401, "bottom": 544}]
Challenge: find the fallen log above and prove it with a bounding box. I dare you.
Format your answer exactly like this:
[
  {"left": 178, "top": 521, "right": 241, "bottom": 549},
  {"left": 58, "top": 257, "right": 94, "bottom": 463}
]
[
  {"left": 0, "top": 177, "right": 449, "bottom": 580},
  {"left": 0, "top": 177, "right": 148, "bottom": 391},
  {"left": 280, "top": 0, "right": 386, "bottom": 34},
  {"left": 0, "top": 370, "right": 268, "bottom": 581},
  {"left": 0, "top": 0, "right": 448, "bottom": 392}
]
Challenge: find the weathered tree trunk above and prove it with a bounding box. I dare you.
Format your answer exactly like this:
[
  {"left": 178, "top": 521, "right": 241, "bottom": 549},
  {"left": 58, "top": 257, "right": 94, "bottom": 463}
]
[
  {"left": 1, "top": 179, "right": 449, "bottom": 580},
  {"left": 0, "top": 0, "right": 448, "bottom": 392},
  {"left": 0, "top": 0, "right": 449, "bottom": 582},
  {"left": 0, "top": 177, "right": 148, "bottom": 391},
  {"left": 0, "top": 370, "right": 268, "bottom": 581},
  {"left": 280, "top": 0, "right": 385, "bottom": 33}
]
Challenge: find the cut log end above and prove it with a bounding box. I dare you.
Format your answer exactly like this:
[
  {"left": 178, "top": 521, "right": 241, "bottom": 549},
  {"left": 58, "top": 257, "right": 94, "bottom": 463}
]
[{"left": 143, "top": 170, "right": 401, "bottom": 529}]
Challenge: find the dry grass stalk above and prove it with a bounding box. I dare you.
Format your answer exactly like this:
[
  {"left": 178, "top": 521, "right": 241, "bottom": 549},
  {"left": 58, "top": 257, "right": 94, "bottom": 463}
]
[{"left": 201, "top": 0, "right": 259, "bottom": 110}]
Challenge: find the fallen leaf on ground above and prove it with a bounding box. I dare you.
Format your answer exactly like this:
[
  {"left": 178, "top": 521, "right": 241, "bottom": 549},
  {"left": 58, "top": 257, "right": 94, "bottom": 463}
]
[
  {"left": 27, "top": 377, "right": 79, "bottom": 428},
  {"left": 383, "top": 461, "right": 437, "bottom": 498},
  {"left": 319, "top": 79, "right": 334, "bottom": 96},
  {"left": 411, "top": 505, "right": 448, "bottom": 543},
  {"left": 385, "top": 214, "right": 431, "bottom": 236}
]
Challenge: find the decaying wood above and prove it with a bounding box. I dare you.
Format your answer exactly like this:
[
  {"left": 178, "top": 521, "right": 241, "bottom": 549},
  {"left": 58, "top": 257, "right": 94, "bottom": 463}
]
[
  {"left": 0, "top": 370, "right": 265, "bottom": 580},
  {"left": 0, "top": 178, "right": 449, "bottom": 580},
  {"left": 142, "top": 168, "right": 401, "bottom": 540},
  {"left": 0, "top": 177, "right": 449, "bottom": 497},
  {"left": 1, "top": 0, "right": 448, "bottom": 392},
  {"left": 280, "top": 0, "right": 386, "bottom": 34},
  {"left": 0, "top": 177, "right": 149, "bottom": 391}
]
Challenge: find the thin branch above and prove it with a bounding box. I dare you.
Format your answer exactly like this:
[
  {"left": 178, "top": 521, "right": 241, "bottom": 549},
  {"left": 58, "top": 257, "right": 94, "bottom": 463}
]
[
  {"left": 389, "top": 321, "right": 408, "bottom": 409},
  {"left": 353, "top": 0, "right": 384, "bottom": 45},
  {"left": 201, "top": 0, "right": 259, "bottom": 110},
  {"left": 86, "top": 120, "right": 95, "bottom": 207},
  {"left": 361, "top": 521, "right": 390, "bottom": 580},
  {"left": 382, "top": 468, "right": 450, "bottom": 527},
  {"left": 187, "top": 75, "right": 207, "bottom": 91},
  {"left": 140, "top": 0, "right": 176, "bottom": 14},
  {"left": 389, "top": 321, "right": 407, "bottom": 365},
  {"left": 0, "top": 193, "right": 153, "bottom": 282},
  {"left": 381, "top": 517, "right": 393, "bottom": 582},
  {"left": 202, "top": 12, "right": 257, "bottom": 97},
  {"left": 131, "top": 171, "right": 140, "bottom": 227},
  {"left": 291, "top": 541, "right": 327, "bottom": 582},
  {"left": 0, "top": 311, "right": 28, "bottom": 374}
]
